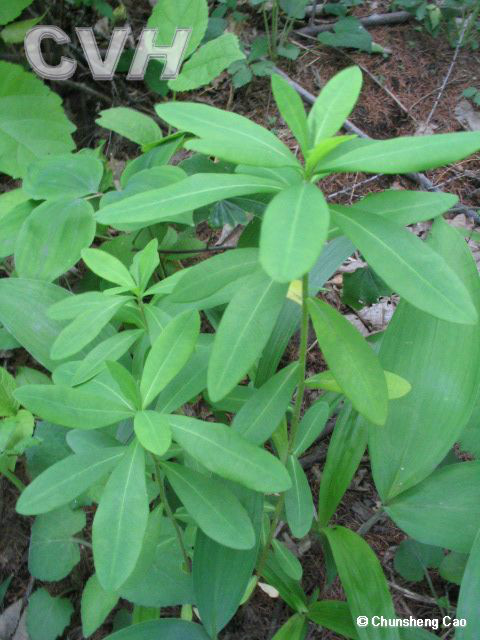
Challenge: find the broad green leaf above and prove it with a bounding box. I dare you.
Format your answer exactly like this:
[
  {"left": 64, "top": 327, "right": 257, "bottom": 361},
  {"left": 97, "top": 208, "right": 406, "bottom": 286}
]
[
  {"left": 134, "top": 411, "right": 172, "bottom": 456},
  {"left": 439, "top": 551, "right": 467, "bottom": 585},
  {"left": 17, "top": 447, "right": 123, "bottom": 514},
  {"left": 103, "top": 620, "right": 209, "bottom": 640},
  {"left": 166, "top": 414, "right": 291, "bottom": 492},
  {"left": 393, "top": 539, "right": 443, "bottom": 583},
  {"left": 385, "top": 462, "right": 480, "bottom": 553},
  {"left": 323, "top": 526, "right": 400, "bottom": 640},
  {"left": 208, "top": 269, "right": 288, "bottom": 401},
  {"left": 346, "top": 190, "right": 458, "bottom": 226},
  {"left": 260, "top": 182, "right": 329, "bottom": 282},
  {"left": 27, "top": 589, "right": 73, "bottom": 640},
  {"left": 0, "top": 279, "right": 76, "bottom": 370},
  {"left": 271, "top": 73, "right": 309, "bottom": 153},
  {"left": 147, "top": 0, "right": 208, "bottom": 58},
  {"left": 169, "top": 33, "right": 244, "bottom": 91},
  {"left": 15, "top": 384, "right": 134, "bottom": 429},
  {"left": 1, "top": 15, "right": 43, "bottom": 44},
  {"left": 193, "top": 487, "right": 263, "bottom": 636},
  {"left": 332, "top": 207, "right": 477, "bottom": 324},
  {"left": 369, "top": 218, "right": 480, "bottom": 500},
  {"left": 23, "top": 154, "right": 103, "bottom": 199},
  {"left": 318, "top": 405, "right": 368, "bottom": 526},
  {"left": 164, "top": 462, "right": 255, "bottom": 549},
  {"left": 317, "top": 131, "right": 480, "bottom": 174},
  {"left": 0, "top": 0, "right": 33, "bottom": 24},
  {"left": 308, "top": 600, "right": 358, "bottom": 639},
  {"left": 104, "top": 362, "right": 142, "bottom": 412},
  {"left": 284, "top": 455, "right": 314, "bottom": 538},
  {"left": 15, "top": 198, "right": 95, "bottom": 282},
  {"left": 307, "top": 370, "right": 411, "bottom": 400},
  {"left": 50, "top": 295, "right": 130, "bottom": 360},
  {"left": 0, "top": 62, "right": 75, "bottom": 178},
  {"left": 292, "top": 399, "right": 329, "bottom": 456},
  {"left": 48, "top": 291, "right": 109, "bottom": 320},
  {"left": 232, "top": 363, "right": 298, "bottom": 444},
  {"left": 155, "top": 102, "right": 300, "bottom": 168},
  {"left": 120, "top": 509, "right": 193, "bottom": 607},
  {"left": 455, "top": 529, "right": 480, "bottom": 639},
  {"left": 256, "top": 237, "right": 355, "bottom": 385},
  {"left": 0, "top": 197, "right": 34, "bottom": 258},
  {"left": 272, "top": 614, "right": 308, "bottom": 640},
  {"left": 96, "top": 173, "right": 282, "bottom": 228},
  {"left": 140, "top": 310, "right": 199, "bottom": 407},
  {"left": 308, "top": 298, "right": 388, "bottom": 425},
  {"left": 82, "top": 248, "right": 137, "bottom": 289},
  {"left": 307, "top": 66, "right": 363, "bottom": 145},
  {"left": 29, "top": 506, "right": 86, "bottom": 581},
  {"left": 93, "top": 441, "right": 149, "bottom": 591},
  {"left": 0, "top": 367, "right": 18, "bottom": 417},
  {"left": 72, "top": 330, "right": 142, "bottom": 386},
  {"left": 81, "top": 574, "right": 119, "bottom": 638},
  {"left": 170, "top": 248, "right": 259, "bottom": 302},
  {"left": 96, "top": 107, "right": 163, "bottom": 147}
]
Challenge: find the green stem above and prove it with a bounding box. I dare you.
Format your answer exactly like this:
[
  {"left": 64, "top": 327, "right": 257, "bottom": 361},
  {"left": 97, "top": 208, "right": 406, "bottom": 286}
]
[
  {"left": 271, "top": 0, "right": 280, "bottom": 59},
  {"left": 2, "top": 470, "right": 25, "bottom": 492},
  {"left": 153, "top": 457, "right": 191, "bottom": 573},
  {"left": 262, "top": 6, "right": 273, "bottom": 59},
  {"left": 289, "top": 273, "right": 310, "bottom": 451},
  {"left": 256, "top": 273, "right": 310, "bottom": 576}
]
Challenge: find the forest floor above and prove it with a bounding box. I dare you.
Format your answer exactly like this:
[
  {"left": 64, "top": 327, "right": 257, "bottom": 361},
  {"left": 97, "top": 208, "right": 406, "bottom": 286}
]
[{"left": 1, "top": 1, "right": 480, "bottom": 638}]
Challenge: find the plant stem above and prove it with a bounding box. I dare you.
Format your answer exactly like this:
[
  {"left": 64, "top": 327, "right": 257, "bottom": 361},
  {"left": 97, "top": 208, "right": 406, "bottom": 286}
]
[
  {"left": 289, "top": 273, "right": 310, "bottom": 452},
  {"left": 153, "top": 457, "right": 191, "bottom": 573},
  {"left": 262, "top": 6, "right": 273, "bottom": 59},
  {"left": 271, "top": 0, "right": 280, "bottom": 59},
  {"left": 256, "top": 272, "right": 310, "bottom": 576},
  {"left": 2, "top": 470, "right": 25, "bottom": 492}
]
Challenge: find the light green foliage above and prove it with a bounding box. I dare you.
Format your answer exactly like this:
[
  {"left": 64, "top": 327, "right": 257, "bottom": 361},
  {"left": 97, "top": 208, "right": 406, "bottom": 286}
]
[{"left": 1, "top": 63, "right": 480, "bottom": 640}]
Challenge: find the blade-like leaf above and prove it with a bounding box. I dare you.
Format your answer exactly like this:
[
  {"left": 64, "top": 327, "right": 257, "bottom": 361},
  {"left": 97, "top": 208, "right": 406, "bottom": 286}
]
[
  {"left": 140, "top": 310, "right": 200, "bottom": 407},
  {"left": 96, "top": 173, "right": 282, "bottom": 227},
  {"left": 260, "top": 182, "right": 330, "bottom": 282},
  {"left": 193, "top": 487, "right": 263, "bottom": 636},
  {"left": 103, "top": 620, "right": 209, "bottom": 640},
  {"left": 155, "top": 102, "right": 300, "bottom": 168},
  {"left": 93, "top": 441, "right": 149, "bottom": 591},
  {"left": 164, "top": 462, "right": 255, "bottom": 550},
  {"left": 170, "top": 248, "right": 259, "bottom": 302},
  {"left": 322, "top": 526, "right": 400, "bottom": 640},
  {"left": 318, "top": 131, "right": 480, "bottom": 173},
  {"left": 82, "top": 248, "right": 137, "bottom": 289},
  {"left": 15, "top": 383, "right": 134, "bottom": 429},
  {"left": 271, "top": 73, "right": 309, "bottom": 154},
  {"left": 284, "top": 455, "right": 314, "bottom": 538},
  {"left": 307, "top": 298, "right": 388, "bottom": 425},
  {"left": 308, "top": 600, "right": 358, "bottom": 639},
  {"left": 81, "top": 574, "right": 119, "bottom": 638},
  {"left": 17, "top": 448, "right": 124, "bottom": 515},
  {"left": 292, "top": 399, "right": 329, "bottom": 456},
  {"left": 307, "top": 66, "right": 363, "bottom": 145},
  {"left": 165, "top": 414, "right": 291, "bottom": 492},
  {"left": 232, "top": 363, "right": 298, "bottom": 445},
  {"left": 208, "top": 269, "right": 288, "bottom": 401},
  {"left": 369, "top": 218, "right": 480, "bottom": 500},
  {"left": 318, "top": 404, "right": 367, "bottom": 526},
  {"left": 332, "top": 207, "right": 477, "bottom": 324}
]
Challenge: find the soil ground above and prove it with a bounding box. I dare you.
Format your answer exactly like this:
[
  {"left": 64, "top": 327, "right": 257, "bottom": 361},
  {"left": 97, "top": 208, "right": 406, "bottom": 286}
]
[{"left": 1, "top": 0, "right": 479, "bottom": 637}]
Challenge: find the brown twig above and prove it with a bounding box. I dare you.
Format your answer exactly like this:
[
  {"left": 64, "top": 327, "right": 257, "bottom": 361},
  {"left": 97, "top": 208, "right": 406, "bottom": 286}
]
[{"left": 296, "top": 11, "right": 411, "bottom": 36}]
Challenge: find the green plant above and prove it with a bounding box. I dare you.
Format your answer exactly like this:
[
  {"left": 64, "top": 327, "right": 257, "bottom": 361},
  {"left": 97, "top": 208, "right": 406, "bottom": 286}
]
[
  {"left": 392, "top": 0, "right": 480, "bottom": 48},
  {"left": 463, "top": 85, "right": 480, "bottom": 106},
  {"left": 1, "top": 63, "right": 480, "bottom": 639}
]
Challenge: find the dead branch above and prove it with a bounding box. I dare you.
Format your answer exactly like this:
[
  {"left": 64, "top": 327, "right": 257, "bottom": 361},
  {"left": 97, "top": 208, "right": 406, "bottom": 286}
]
[{"left": 297, "top": 11, "right": 412, "bottom": 36}]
